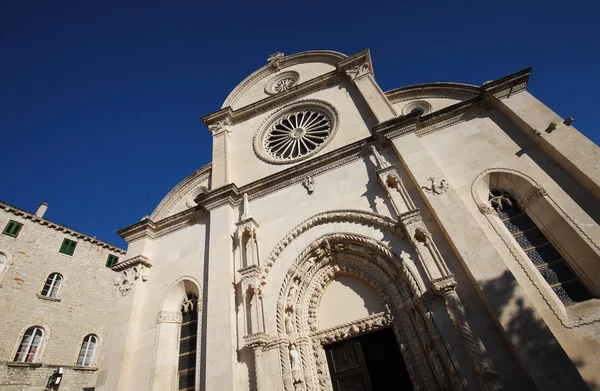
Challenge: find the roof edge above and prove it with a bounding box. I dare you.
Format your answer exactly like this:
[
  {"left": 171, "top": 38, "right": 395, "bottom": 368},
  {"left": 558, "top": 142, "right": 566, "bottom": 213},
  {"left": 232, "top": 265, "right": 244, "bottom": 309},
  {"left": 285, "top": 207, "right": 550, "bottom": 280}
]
[{"left": 0, "top": 200, "right": 126, "bottom": 254}]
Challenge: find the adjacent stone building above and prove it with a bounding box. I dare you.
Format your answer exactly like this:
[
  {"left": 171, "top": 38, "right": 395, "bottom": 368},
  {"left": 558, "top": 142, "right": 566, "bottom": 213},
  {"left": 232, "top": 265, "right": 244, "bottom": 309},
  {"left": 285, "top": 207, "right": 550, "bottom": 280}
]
[{"left": 0, "top": 201, "right": 125, "bottom": 390}]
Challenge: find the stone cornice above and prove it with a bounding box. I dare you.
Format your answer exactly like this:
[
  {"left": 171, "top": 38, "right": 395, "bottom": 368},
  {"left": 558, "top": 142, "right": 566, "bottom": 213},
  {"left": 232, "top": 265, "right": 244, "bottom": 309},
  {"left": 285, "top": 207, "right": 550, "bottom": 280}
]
[
  {"left": 221, "top": 50, "right": 346, "bottom": 109},
  {"left": 385, "top": 82, "right": 479, "bottom": 104},
  {"left": 201, "top": 50, "right": 373, "bottom": 131},
  {"left": 193, "top": 136, "right": 374, "bottom": 209},
  {"left": 202, "top": 72, "right": 342, "bottom": 129},
  {"left": 112, "top": 255, "right": 153, "bottom": 272},
  {"left": 374, "top": 68, "right": 531, "bottom": 140},
  {"left": 118, "top": 138, "right": 375, "bottom": 240},
  {"left": 0, "top": 200, "right": 125, "bottom": 254},
  {"left": 335, "top": 49, "right": 374, "bottom": 78},
  {"left": 150, "top": 163, "right": 212, "bottom": 221},
  {"left": 116, "top": 205, "right": 206, "bottom": 241}
]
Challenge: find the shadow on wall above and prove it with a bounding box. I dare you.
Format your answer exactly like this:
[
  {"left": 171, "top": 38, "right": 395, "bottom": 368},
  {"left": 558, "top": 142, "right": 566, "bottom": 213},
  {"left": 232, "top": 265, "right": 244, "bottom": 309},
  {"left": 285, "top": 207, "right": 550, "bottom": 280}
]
[{"left": 480, "top": 270, "right": 598, "bottom": 391}]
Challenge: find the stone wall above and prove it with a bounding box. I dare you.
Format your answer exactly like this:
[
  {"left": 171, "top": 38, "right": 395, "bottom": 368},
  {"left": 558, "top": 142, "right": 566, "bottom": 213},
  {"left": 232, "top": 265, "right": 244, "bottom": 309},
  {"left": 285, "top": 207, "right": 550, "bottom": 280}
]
[{"left": 0, "top": 205, "right": 124, "bottom": 391}]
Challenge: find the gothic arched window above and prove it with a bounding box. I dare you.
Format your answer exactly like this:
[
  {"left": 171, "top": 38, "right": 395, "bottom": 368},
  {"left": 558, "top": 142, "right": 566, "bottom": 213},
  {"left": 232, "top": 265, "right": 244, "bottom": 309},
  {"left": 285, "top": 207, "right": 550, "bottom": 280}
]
[
  {"left": 490, "top": 190, "right": 592, "bottom": 305},
  {"left": 178, "top": 293, "right": 198, "bottom": 390},
  {"left": 14, "top": 326, "right": 45, "bottom": 363},
  {"left": 41, "top": 273, "right": 63, "bottom": 298},
  {"left": 76, "top": 334, "right": 98, "bottom": 367}
]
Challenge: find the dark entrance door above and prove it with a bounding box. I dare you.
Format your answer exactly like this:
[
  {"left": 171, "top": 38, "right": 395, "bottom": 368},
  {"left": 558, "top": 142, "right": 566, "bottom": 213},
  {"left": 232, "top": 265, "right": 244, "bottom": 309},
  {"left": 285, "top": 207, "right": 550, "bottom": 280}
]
[{"left": 325, "top": 327, "right": 414, "bottom": 391}]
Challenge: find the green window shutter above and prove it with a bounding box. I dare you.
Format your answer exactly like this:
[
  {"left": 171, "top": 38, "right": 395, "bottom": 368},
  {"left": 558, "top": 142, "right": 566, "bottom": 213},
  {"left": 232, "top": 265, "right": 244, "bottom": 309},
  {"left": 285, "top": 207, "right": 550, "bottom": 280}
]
[
  {"left": 106, "top": 254, "right": 119, "bottom": 268},
  {"left": 3, "top": 220, "right": 23, "bottom": 238},
  {"left": 59, "top": 239, "right": 77, "bottom": 256}
]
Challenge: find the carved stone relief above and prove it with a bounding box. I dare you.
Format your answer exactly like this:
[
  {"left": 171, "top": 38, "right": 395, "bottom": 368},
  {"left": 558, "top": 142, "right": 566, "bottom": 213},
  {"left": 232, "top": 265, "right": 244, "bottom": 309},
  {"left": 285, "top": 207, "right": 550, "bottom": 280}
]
[{"left": 272, "top": 233, "right": 464, "bottom": 391}]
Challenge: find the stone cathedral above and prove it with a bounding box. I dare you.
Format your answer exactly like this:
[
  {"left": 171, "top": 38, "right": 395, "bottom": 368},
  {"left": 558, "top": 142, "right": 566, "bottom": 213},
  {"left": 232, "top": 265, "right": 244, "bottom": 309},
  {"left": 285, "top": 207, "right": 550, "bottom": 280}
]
[{"left": 96, "top": 49, "right": 600, "bottom": 391}]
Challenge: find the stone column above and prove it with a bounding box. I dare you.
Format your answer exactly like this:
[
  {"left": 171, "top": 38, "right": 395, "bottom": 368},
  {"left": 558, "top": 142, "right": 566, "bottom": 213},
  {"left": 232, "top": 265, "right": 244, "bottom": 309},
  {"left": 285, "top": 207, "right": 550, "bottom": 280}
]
[
  {"left": 204, "top": 203, "right": 237, "bottom": 389},
  {"left": 244, "top": 333, "right": 268, "bottom": 391},
  {"left": 432, "top": 276, "right": 504, "bottom": 391},
  {"left": 207, "top": 119, "right": 232, "bottom": 188},
  {"left": 97, "top": 256, "right": 152, "bottom": 391},
  {"left": 152, "top": 312, "right": 183, "bottom": 391}
]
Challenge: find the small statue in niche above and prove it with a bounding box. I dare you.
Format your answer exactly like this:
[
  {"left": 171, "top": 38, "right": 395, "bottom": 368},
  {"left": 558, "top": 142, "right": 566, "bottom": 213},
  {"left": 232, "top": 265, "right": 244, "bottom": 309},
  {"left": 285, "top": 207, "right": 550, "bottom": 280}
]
[
  {"left": 287, "top": 278, "right": 299, "bottom": 301},
  {"left": 285, "top": 309, "right": 295, "bottom": 334},
  {"left": 289, "top": 343, "right": 302, "bottom": 383}
]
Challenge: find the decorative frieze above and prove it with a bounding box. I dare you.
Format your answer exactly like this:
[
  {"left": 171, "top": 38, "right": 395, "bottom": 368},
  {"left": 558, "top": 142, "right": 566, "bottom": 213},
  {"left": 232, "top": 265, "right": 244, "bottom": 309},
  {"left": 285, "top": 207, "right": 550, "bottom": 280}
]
[
  {"left": 112, "top": 255, "right": 152, "bottom": 296},
  {"left": 114, "top": 263, "right": 149, "bottom": 296},
  {"left": 156, "top": 311, "right": 183, "bottom": 324}
]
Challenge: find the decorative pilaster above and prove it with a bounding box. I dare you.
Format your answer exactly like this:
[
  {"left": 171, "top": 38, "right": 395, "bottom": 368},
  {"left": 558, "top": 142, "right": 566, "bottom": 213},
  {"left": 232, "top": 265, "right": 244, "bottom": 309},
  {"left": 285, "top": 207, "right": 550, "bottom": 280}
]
[
  {"left": 338, "top": 51, "right": 397, "bottom": 122},
  {"left": 239, "top": 266, "right": 265, "bottom": 335},
  {"left": 236, "top": 193, "right": 260, "bottom": 269},
  {"left": 112, "top": 255, "right": 152, "bottom": 296},
  {"left": 370, "top": 145, "right": 416, "bottom": 215},
  {"left": 432, "top": 275, "right": 505, "bottom": 391},
  {"left": 207, "top": 118, "right": 232, "bottom": 188},
  {"left": 399, "top": 210, "right": 450, "bottom": 281},
  {"left": 244, "top": 332, "right": 269, "bottom": 391}
]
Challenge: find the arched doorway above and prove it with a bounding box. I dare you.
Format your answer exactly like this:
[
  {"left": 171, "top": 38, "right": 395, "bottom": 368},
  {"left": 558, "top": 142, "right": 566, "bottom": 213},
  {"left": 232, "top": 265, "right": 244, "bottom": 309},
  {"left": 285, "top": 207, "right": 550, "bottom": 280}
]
[{"left": 274, "top": 233, "right": 464, "bottom": 390}]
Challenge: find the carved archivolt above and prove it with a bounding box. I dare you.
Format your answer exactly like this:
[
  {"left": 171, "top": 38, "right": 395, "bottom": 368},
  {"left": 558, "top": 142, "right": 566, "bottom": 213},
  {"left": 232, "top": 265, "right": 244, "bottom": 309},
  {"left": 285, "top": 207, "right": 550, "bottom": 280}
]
[
  {"left": 273, "top": 232, "right": 464, "bottom": 391},
  {"left": 262, "top": 209, "right": 401, "bottom": 284}
]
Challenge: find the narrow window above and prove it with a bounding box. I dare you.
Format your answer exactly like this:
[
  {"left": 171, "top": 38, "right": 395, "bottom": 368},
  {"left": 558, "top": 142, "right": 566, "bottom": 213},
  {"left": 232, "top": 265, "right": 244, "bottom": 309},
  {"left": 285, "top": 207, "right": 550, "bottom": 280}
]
[
  {"left": 178, "top": 294, "right": 198, "bottom": 391},
  {"left": 76, "top": 334, "right": 98, "bottom": 367},
  {"left": 59, "top": 238, "right": 77, "bottom": 256},
  {"left": 490, "top": 190, "right": 592, "bottom": 305},
  {"left": 14, "top": 326, "right": 44, "bottom": 363},
  {"left": 41, "top": 273, "right": 63, "bottom": 298},
  {"left": 3, "top": 220, "right": 23, "bottom": 238},
  {"left": 105, "top": 254, "right": 119, "bottom": 268}
]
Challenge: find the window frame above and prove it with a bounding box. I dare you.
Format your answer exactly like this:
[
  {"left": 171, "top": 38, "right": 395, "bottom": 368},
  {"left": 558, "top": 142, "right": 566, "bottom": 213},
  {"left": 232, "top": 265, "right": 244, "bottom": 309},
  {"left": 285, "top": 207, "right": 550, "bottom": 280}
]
[
  {"left": 13, "top": 326, "right": 45, "bottom": 363},
  {"left": 76, "top": 334, "right": 99, "bottom": 367},
  {"left": 59, "top": 238, "right": 77, "bottom": 256},
  {"left": 40, "top": 272, "right": 63, "bottom": 299},
  {"left": 2, "top": 220, "right": 23, "bottom": 238},
  {"left": 490, "top": 189, "right": 592, "bottom": 305}
]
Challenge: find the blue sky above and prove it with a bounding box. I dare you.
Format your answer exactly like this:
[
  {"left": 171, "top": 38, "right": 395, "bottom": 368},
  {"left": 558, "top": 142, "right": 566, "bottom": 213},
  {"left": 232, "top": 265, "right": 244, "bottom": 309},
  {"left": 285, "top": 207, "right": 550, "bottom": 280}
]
[{"left": 1, "top": 0, "right": 598, "bottom": 247}]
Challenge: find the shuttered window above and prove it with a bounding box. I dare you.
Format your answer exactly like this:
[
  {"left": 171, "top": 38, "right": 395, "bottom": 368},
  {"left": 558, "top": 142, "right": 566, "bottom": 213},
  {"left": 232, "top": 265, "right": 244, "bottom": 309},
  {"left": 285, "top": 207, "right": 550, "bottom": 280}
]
[
  {"left": 3, "top": 220, "right": 23, "bottom": 238},
  {"left": 59, "top": 239, "right": 77, "bottom": 256},
  {"left": 105, "top": 254, "right": 119, "bottom": 268}
]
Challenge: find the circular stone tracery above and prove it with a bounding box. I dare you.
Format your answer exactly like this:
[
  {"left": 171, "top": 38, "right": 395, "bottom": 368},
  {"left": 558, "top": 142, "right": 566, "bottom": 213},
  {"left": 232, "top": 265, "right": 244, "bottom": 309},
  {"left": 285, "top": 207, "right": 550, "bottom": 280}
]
[
  {"left": 264, "top": 71, "right": 300, "bottom": 95},
  {"left": 265, "top": 110, "right": 332, "bottom": 160},
  {"left": 272, "top": 77, "right": 296, "bottom": 93},
  {"left": 254, "top": 100, "right": 339, "bottom": 164}
]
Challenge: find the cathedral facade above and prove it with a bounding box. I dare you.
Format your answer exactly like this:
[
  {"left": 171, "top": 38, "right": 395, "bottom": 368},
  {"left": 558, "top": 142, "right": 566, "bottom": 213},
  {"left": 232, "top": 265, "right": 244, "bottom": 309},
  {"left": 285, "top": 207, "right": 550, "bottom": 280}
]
[{"left": 95, "top": 49, "right": 600, "bottom": 391}]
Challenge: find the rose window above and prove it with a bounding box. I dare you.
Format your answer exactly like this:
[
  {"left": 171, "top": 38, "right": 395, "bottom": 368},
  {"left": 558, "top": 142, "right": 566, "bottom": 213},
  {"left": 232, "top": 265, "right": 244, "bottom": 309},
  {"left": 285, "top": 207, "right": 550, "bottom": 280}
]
[
  {"left": 265, "top": 71, "right": 300, "bottom": 95},
  {"left": 272, "top": 78, "right": 296, "bottom": 93},
  {"left": 264, "top": 110, "right": 333, "bottom": 160}
]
